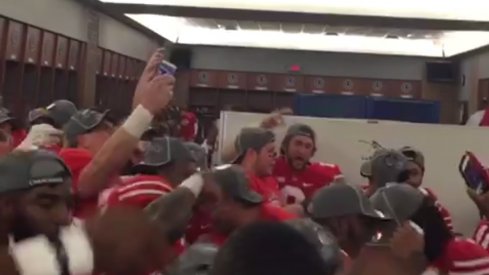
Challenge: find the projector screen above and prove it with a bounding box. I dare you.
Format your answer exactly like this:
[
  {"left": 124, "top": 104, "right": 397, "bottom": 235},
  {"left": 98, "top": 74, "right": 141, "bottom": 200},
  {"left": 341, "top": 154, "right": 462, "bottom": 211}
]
[{"left": 218, "top": 111, "right": 489, "bottom": 236}]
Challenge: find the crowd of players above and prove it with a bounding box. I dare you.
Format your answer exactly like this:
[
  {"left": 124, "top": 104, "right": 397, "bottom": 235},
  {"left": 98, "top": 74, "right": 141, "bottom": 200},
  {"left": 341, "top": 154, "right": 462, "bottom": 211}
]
[{"left": 1, "top": 49, "right": 489, "bottom": 275}]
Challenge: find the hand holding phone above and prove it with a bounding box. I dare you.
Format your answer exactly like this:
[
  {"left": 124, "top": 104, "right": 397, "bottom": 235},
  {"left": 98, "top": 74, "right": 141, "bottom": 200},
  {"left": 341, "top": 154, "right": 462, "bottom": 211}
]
[
  {"left": 159, "top": 60, "right": 177, "bottom": 75},
  {"left": 459, "top": 151, "right": 489, "bottom": 194}
]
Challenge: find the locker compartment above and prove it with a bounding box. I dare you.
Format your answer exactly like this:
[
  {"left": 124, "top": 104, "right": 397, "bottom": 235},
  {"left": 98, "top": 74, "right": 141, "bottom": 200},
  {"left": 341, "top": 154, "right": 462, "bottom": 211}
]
[
  {"left": 110, "top": 53, "right": 118, "bottom": 77},
  {"left": 24, "top": 26, "right": 41, "bottom": 64},
  {"left": 189, "top": 88, "right": 218, "bottom": 107},
  {"left": 2, "top": 61, "right": 23, "bottom": 108},
  {"left": 22, "top": 64, "right": 39, "bottom": 106},
  {"left": 218, "top": 90, "right": 246, "bottom": 110},
  {"left": 247, "top": 91, "right": 273, "bottom": 113},
  {"left": 273, "top": 92, "right": 295, "bottom": 110},
  {"left": 0, "top": 18, "right": 5, "bottom": 50},
  {"left": 102, "top": 51, "right": 111, "bottom": 76},
  {"left": 96, "top": 75, "right": 110, "bottom": 109},
  {"left": 68, "top": 40, "right": 80, "bottom": 71},
  {"left": 66, "top": 71, "right": 78, "bottom": 103},
  {"left": 55, "top": 36, "right": 68, "bottom": 69},
  {"left": 117, "top": 56, "right": 126, "bottom": 79},
  {"left": 53, "top": 69, "right": 68, "bottom": 100},
  {"left": 38, "top": 67, "right": 54, "bottom": 106},
  {"left": 5, "top": 21, "right": 24, "bottom": 61},
  {"left": 41, "top": 32, "right": 55, "bottom": 67}
]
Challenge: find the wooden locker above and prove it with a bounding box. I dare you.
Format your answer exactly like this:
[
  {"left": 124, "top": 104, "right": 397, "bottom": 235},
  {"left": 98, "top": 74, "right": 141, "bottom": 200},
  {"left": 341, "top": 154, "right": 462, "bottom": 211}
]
[
  {"left": 41, "top": 31, "right": 55, "bottom": 67},
  {"left": 0, "top": 18, "right": 6, "bottom": 96},
  {"left": 24, "top": 26, "right": 41, "bottom": 64},
  {"left": 118, "top": 56, "right": 126, "bottom": 79},
  {"left": 0, "top": 18, "right": 5, "bottom": 51},
  {"left": 124, "top": 59, "right": 132, "bottom": 80},
  {"left": 5, "top": 21, "right": 24, "bottom": 61},
  {"left": 397, "top": 81, "right": 422, "bottom": 99},
  {"left": 247, "top": 91, "right": 273, "bottom": 112},
  {"left": 339, "top": 78, "right": 357, "bottom": 96},
  {"left": 247, "top": 73, "right": 271, "bottom": 91},
  {"left": 217, "top": 71, "right": 247, "bottom": 90},
  {"left": 95, "top": 47, "right": 103, "bottom": 75},
  {"left": 190, "top": 70, "right": 218, "bottom": 88},
  {"left": 305, "top": 76, "right": 335, "bottom": 94},
  {"left": 272, "top": 75, "right": 304, "bottom": 93},
  {"left": 102, "top": 51, "right": 111, "bottom": 76},
  {"left": 110, "top": 53, "right": 118, "bottom": 77},
  {"left": 68, "top": 40, "right": 80, "bottom": 71},
  {"left": 55, "top": 36, "right": 68, "bottom": 69}
]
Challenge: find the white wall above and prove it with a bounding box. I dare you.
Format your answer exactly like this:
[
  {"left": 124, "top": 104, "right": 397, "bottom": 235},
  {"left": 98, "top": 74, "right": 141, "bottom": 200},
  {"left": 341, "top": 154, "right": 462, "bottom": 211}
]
[
  {"left": 191, "top": 46, "right": 428, "bottom": 80},
  {"left": 98, "top": 13, "right": 159, "bottom": 60},
  {"left": 1, "top": 0, "right": 159, "bottom": 60},
  {"left": 2, "top": 0, "right": 88, "bottom": 41}
]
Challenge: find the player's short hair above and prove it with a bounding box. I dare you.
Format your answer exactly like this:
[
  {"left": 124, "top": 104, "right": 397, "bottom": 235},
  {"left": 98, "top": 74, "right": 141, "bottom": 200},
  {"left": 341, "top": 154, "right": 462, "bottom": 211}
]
[{"left": 211, "top": 221, "right": 333, "bottom": 275}]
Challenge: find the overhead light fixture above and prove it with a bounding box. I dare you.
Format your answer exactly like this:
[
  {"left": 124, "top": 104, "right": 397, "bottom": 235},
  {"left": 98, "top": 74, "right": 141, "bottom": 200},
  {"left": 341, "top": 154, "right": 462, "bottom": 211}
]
[
  {"left": 104, "top": 0, "right": 489, "bottom": 22},
  {"left": 125, "top": 14, "right": 489, "bottom": 57}
]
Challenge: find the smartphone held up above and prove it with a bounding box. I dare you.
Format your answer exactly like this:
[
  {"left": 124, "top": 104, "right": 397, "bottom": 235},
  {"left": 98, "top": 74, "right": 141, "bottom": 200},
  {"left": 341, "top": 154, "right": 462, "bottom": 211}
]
[
  {"left": 159, "top": 60, "right": 177, "bottom": 76},
  {"left": 459, "top": 151, "right": 489, "bottom": 194}
]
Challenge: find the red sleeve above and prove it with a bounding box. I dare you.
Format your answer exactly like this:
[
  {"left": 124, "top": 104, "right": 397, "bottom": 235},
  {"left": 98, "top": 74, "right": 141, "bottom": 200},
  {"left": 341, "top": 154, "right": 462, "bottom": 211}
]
[
  {"left": 260, "top": 203, "right": 297, "bottom": 221},
  {"left": 474, "top": 220, "right": 489, "bottom": 253},
  {"left": 436, "top": 239, "right": 489, "bottom": 274},
  {"left": 419, "top": 187, "right": 453, "bottom": 232},
  {"left": 58, "top": 148, "right": 93, "bottom": 193},
  {"left": 11, "top": 129, "right": 26, "bottom": 148}
]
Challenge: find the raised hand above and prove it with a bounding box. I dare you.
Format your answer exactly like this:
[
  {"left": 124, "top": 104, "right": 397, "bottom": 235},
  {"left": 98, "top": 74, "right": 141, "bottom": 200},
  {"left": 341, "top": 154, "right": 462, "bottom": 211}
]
[{"left": 133, "top": 49, "right": 176, "bottom": 115}]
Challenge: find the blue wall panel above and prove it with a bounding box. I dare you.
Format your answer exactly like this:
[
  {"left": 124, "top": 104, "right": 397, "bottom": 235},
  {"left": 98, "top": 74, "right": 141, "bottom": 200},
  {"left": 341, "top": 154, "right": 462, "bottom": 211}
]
[
  {"left": 366, "top": 98, "right": 440, "bottom": 123},
  {"left": 294, "top": 94, "right": 368, "bottom": 119},
  {"left": 293, "top": 94, "right": 440, "bottom": 123}
]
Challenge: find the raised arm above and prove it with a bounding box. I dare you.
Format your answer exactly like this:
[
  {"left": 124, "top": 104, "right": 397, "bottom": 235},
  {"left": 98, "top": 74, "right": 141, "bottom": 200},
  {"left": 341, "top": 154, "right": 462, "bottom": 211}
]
[{"left": 77, "top": 50, "right": 175, "bottom": 198}]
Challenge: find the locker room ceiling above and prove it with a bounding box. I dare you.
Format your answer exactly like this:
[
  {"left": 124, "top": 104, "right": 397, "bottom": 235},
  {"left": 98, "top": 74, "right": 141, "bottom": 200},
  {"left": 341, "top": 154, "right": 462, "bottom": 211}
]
[{"left": 97, "top": 0, "right": 489, "bottom": 57}]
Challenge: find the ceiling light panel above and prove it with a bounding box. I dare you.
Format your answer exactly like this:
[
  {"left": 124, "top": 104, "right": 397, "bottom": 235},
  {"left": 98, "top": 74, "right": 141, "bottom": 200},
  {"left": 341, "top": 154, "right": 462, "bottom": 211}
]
[
  {"left": 126, "top": 14, "right": 489, "bottom": 57},
  {"left": 103, "top": 0, "right": 489, "bottom": 22}
]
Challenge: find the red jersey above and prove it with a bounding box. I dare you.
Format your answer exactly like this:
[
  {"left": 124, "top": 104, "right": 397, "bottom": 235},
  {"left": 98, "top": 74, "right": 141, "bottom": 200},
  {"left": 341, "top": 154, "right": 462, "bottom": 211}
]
[
  {"left": 473, "top": 220, "right": 489, "bottom": 253},
  {"left": 104, "top": 174, "right": 173, "bottom": 208},
  {"left": 103, "top": 174, "right": 185, "bottom": 257},
  {"left": 432, "top": 238, "right": 489, "bottom": 274},
  {"left": 186, "top": 211, "right": 213, "bottom": 245},
  {"left": 11, "top": 129, "right": 26, "bottom": 148},
  {"left": 200, "top": 203, "right": 297, "bottom": 246},
  {"left": 273, "top": 156, "right": 341, "bottom": 204},
  {"left": 179, "top": 111, "right": 197, "bottom": 142},
  {"left": 59, "top": 148, "right": 121, "bottom": 219},
  {"left": 418, "top": 187, "right": 454, "bottom": 232},
  {"left": 248, "top": 174, "right": 281, "bottom": 205}
]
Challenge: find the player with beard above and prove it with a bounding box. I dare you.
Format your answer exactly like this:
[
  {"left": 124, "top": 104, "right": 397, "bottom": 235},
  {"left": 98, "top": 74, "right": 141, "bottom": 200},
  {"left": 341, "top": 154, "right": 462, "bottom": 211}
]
[
  {"left": 274, "top": 123, "right": 341, "bottom": 208},
  {"left": 0, "top": 150, "right": 171, "bottom": 275}
]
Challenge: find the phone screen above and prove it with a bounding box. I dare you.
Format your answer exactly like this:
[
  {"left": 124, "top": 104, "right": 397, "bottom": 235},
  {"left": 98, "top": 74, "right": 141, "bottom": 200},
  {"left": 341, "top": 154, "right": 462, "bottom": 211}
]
[
  {"left": 460, "top": 153, "right": 489, "bottom": 194},
  {"left": 159, "top": 60, "right": 177, "bottom": 75}
]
